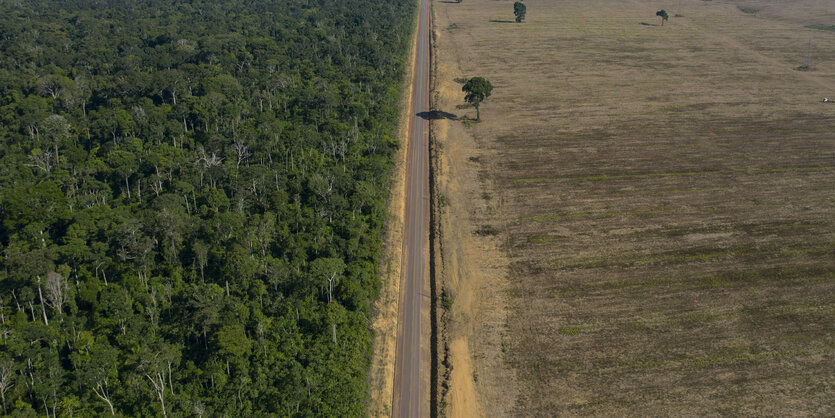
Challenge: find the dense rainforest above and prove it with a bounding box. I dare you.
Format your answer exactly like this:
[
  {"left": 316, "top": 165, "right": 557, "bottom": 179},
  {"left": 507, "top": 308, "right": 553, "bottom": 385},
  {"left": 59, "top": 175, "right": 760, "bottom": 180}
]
[{"left": 0, "top": 0, "right": 415, "bottom": 415}]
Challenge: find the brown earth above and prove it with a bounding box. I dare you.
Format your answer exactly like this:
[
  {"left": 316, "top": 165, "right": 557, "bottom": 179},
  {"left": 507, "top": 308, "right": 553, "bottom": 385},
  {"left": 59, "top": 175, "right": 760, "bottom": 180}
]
[{"left": 433, "top": 0, "right": 835, "bottom": 415}]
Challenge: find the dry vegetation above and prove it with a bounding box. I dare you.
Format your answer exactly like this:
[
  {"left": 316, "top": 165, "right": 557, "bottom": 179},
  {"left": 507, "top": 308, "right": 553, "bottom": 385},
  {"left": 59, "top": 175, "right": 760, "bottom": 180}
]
[{"left": 433, "top": 0, "right": 835, "bottom": 415}]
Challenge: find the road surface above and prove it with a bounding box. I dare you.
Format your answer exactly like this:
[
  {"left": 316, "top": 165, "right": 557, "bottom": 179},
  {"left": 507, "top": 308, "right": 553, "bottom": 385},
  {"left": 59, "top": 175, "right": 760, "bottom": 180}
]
[{"left": 392, "top": 0, "right": 430, "bottom": 415}]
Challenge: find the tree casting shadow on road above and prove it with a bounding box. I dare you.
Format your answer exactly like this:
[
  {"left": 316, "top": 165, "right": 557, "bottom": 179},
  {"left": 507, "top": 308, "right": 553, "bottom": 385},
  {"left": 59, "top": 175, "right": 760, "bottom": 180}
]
[{"left": 417, "top": 110, "right": 458, "bottom": 120}]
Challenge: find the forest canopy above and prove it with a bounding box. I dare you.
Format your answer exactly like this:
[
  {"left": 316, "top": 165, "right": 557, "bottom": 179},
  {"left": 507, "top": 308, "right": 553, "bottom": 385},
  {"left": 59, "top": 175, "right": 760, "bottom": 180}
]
[{"left": 0, "top": 0, "right": 415, "bottom": 415}]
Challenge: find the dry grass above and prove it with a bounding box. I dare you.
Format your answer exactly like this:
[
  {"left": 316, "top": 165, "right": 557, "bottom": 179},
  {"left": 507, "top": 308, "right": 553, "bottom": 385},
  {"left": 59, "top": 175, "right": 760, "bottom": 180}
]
[
  {"left": 434, "top": 0, "right": 835, "bottom": 415},
  {"left": 724, "top": 0, "right": 835, "bottom": 25}
]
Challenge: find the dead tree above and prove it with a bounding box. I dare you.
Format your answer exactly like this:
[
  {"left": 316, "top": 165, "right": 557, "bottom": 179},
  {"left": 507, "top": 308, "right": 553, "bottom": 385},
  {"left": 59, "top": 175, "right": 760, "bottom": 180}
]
[
  {"left": 44, "top": 272, "right": 68, "bottom": 316},
  {"left": 92, "top": 378, "right": 115, "bottom": 415},
  {"left": 141, "top": 358, "right": 169, "bottom": 418},
  {"left": 0, "top": 360, "right": 14, "bottom": 415},
  {"left": 231, "top": 141, "right": 251, "bottom": 169},
  {"left": 27, "top": 150, "right": 57, "bottom": 173},
  {"left": 36, "top": 276, "right": 49, "bottom": 325},
  {"left": 194, "top": 148, "right": 223, "bottom": 188}
]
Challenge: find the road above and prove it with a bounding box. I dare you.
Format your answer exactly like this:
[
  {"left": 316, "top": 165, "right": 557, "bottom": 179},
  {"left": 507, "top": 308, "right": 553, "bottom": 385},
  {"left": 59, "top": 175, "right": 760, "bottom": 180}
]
[{"left": 392, "top": 0, "right": 430, "bottom": 415}]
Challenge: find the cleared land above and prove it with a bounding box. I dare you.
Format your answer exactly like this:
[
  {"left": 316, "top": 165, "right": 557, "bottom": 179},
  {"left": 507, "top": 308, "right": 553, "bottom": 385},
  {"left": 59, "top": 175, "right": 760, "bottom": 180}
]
[{"left": 433, "top": 0, "right": 835, "bottom": 415}]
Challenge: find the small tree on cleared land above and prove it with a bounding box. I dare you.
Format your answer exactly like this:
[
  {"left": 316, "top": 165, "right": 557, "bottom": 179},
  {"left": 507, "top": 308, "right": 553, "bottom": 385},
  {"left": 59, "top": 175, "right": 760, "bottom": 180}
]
[
  {"left": 462, "top": 77, "right": 493, "bottom": 120},
  {"left": 656, "top": 9, "right": 669, "bottom": 26},
  {"left": 514, "top": 2, "right": 527, "bottom": 23}
]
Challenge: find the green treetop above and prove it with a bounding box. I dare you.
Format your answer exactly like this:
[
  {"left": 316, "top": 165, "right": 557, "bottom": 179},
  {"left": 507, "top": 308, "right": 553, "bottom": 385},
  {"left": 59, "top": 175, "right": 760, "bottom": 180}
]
[
  {"left": 462, "top": 77, "right": 493, "bottom": 121},
  {"left": 514, "top": 2, "right": 527, "bottom": 23},
  {"left": 656, "top": 9, "right": 669, "bottom": 26}
]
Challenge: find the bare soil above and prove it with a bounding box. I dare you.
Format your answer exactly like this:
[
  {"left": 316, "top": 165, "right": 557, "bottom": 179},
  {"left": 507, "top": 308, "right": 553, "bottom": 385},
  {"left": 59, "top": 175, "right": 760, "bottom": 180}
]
[{"left": 433, "top": 0, "right": 835, "bottom": 415}]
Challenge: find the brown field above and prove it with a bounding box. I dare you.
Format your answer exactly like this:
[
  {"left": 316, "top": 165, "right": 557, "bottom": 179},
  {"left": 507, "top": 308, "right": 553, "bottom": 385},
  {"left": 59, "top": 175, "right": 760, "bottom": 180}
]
[{"left": 432, "top": 0, "right": 835, "bottom": 415}]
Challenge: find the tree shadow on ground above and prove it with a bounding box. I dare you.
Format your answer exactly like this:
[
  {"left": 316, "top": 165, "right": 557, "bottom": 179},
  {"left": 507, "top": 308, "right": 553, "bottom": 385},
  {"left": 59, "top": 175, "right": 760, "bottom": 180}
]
[
  {"left": 417, "top": 110, "right": 458, "bottom": 120},
  {"left": 439, "top": 1, "right": 460, "bottom": 3},
  {"left": 489, "top": 20, "right": 516, "bottom": 23},
  {"left": 640, "top": 22, "right": 659, "bottom": 26}
]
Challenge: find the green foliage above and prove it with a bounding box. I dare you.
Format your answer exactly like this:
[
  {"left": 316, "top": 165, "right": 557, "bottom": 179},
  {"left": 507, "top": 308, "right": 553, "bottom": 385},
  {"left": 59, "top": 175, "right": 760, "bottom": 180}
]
[
  {"left": 514, "top": 1, "right": 527, "bottom": 23},
  {"left": 441, "top": 291, "right": 454, "bottom": 310},
  {"left": 475, "top": 225, "right": 500, "bottom": 236},
  {"left": 806, "top": 24, "right": 835, "bottom": 32},
  {"left": 656, "top": 9, "right": 669, "bottom": 25},
  {"left": 216, "top": 325, "right": 252, "bottom": 358},
  {"left": 0, "top": 0, "right": 415, "bottom": 415},
  {"left": 462, "top": 77, "right": 494, "bottom": 120},
  {"left": 560, "top": 327, "right": 582, "bottom": 335},
  {"left": 737, "top": 6, "right": 759, "bottom": 14}
]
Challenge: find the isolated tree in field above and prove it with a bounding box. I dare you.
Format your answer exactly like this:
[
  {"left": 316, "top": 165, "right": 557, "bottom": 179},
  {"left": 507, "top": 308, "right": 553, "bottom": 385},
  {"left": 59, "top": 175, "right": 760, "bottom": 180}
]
[
  {"left": 462, "top": 77, "right": 493, "bottom": 120},
  {"left": 656, "top": 9, "right": 668, "bottom": 26},
  {"left": 514, "top": 2, "right": 526, "bottom": 23}
]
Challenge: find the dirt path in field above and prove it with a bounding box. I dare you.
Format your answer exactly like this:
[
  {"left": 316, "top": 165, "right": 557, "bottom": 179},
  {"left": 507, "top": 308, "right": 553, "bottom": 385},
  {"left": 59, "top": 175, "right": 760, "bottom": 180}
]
[{"left": 431, "top": 3, "right": 518, "bottom": 416}]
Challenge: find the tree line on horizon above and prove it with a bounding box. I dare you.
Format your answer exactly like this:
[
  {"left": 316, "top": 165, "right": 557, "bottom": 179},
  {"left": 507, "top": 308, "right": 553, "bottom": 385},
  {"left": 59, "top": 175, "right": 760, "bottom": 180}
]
[{"left": 0, "top": 0, "right": 414, "bottom": 415}]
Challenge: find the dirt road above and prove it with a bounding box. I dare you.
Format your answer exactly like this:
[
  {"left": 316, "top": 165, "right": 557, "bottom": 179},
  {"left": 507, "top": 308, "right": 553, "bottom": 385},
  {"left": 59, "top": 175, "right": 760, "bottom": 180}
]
[{"left": 391, "top": 0, "right": 430, "bottom": 414}]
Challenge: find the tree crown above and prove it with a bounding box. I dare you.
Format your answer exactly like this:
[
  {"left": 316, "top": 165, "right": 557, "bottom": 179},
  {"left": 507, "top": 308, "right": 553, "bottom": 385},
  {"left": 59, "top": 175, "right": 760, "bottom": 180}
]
[
  {"left": 514, "top": 2, "right": 527, "bottom": 22},
  {"left": 462, "top": 77, "right": 493, "bottom": 106}
]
